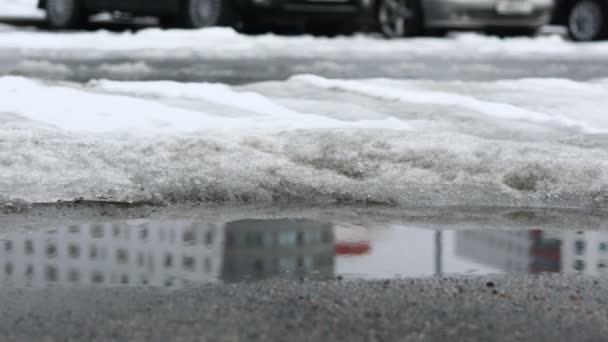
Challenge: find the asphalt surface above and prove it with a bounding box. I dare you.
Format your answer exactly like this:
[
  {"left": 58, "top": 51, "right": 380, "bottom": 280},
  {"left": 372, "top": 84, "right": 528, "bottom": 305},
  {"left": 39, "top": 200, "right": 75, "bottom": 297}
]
[
  {"left": 5, "top": 55, "right": 608, "bottom": 84},
  {"left": 0, "top": 19, "right": 607, "bottom": 84},
  {"left": 0, "top": 275, "right": 607, "bottom": 342}
]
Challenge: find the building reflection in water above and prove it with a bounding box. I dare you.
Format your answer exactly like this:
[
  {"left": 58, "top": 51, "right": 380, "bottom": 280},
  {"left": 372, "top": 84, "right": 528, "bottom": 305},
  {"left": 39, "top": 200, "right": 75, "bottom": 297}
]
[
  {"left": 4, "top": 218, "right": 606, "bottom": 289},
  {"left": 0, "top": 219, "right": 336, "bottom": 288},
  {"left": 455, "top": 229, "right": 608, "bottom": 275},
  {"left": 222, "top": 219, "right": 335, "bottom": 281},
  {"left": 561, "top": 231, "right": 608, "bottom": 275},
  {"left": 1, "top": 221, "right": 225, "bottom": 288}
]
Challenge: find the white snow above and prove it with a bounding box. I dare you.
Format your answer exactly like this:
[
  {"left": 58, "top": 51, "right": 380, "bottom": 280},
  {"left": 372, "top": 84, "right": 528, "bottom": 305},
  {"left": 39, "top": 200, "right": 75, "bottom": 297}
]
[
  {"left": 1, "top": 0, "right": 43, "bottom": 18},
  {"left": 0, "top": 26, "right": 607, "bottom": 59},
  {"left": 2, "top": 75, "right": 608, "bottom": 210}
]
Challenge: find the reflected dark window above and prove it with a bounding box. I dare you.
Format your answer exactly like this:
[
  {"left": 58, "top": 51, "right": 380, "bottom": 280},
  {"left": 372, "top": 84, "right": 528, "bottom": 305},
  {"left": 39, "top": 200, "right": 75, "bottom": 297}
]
[
  {"left": 226, "top": 232, "right": 235, "bottom": 248},
  {"left": 25, "top": 264, "right": 34, "bottom": 278},
  {"left": 25, "top": 240, "right": 34, "bottom": 255},
  {"left": 4, "top": 240, "right": 13, "bottom": 252},
  {"left": 68, "top": 269, "right": 80, "bottom": 283},
  {"left": 165, "top": 253, "right": 173, "bottom": 268},
  {"left": 297, "top": 232, "right": 305, "bottom": 246},
  {"left": 91, "top": 272, "right": 104, "bottom": 284},
  {"left": 246, "top": 233, "right": 263, "bottom": 247},
  {"left": 46, "top": 266, "right": 58, "bottom": 282},
  {"left": 183, "top": 230, "right": 195, "bottom": 244},
  {"left": 599, "top": 260, "right": 606, "bottom": 270},
  {"left": 68, "top": 244, "right": 80, "bottom": 259},
  {"left": 68, "top": 225, "right": 80, "bottom": 234},
  {"left": 205, "top": 231, "right": 214, "bottom": 245},
  {"left": 574, "top": 240, "right": 586, "bottom": 255},
  {"left": 112, "top": 226, "right": 120, "bottom": 238},
  {"left": 140, "top": 228, "right": 149, "bottom": 241},
  {"left": 183, "top": 256, "right": 195, "bottom": 271},
  {"left": 91, "top": 225, "right": 104, "bottom": 238},
  {"left": 5, "top": 263, "right": 13, "bottom": 276},
  {"left": 253, "top": 259, "right": 264, "bottom": 273},
  {"left": 90, "top": 245, "right": 99, "bottom": 260},
  {"left": 141, "top": 276, "right": 149, "bottom": 285},
  {"left": 600, "top": 242, "right": 607, "bottom": 253},
  {"left": 46, "top": 243, "right": 57, "bottom": 258},
  {"left": 121, "top": 275, "right": 129, "bottom": 284},
  {"left": 164, "top": 279, "right": 173, "bottom": 287},
  {"left": 574, "top": 259, "right": 585, "bottom": 271},
  {"left": 322, "top": 231, "right": 332, "bottom": 243},
  {"left": 204, "top": 258, "right": 212, "bottom": 273},
  {"left": 116, "top": 249, "right": 129, "bottom": 265}
]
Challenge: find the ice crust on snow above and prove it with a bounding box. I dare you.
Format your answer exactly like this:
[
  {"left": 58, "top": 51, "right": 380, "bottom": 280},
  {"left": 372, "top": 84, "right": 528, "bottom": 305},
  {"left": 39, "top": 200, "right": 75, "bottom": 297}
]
[{"left": 1, "top": 75, "right": 608, "bottom": 210}]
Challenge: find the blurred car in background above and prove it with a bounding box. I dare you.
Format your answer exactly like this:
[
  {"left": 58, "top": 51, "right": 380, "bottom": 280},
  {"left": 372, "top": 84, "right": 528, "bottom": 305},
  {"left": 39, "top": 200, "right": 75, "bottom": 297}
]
[
  {"left": 39, "top": 0, "right": 374, "bottom": 34},
  {"left": 375, "top": 0, "right": 554, "bottom": 38},
  {"left": 551, "top": 0, "right": 607, "bottom": 41}
]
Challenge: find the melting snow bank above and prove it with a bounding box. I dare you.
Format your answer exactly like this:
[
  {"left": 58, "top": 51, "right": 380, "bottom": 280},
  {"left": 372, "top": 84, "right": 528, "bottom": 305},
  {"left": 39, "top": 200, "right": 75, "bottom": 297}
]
[
  {"left": 1, "top": 27, "right": 608, "bottom": 59},
  {"left": 1, "top": 75, "right": 608, "bottom": 210}
]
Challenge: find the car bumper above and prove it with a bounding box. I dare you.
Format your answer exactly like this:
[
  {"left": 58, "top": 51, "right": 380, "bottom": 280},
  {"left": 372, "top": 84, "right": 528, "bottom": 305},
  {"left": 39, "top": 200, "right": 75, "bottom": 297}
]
[{"left": 424, "top": 0, "right": 554, "bottom": 28}]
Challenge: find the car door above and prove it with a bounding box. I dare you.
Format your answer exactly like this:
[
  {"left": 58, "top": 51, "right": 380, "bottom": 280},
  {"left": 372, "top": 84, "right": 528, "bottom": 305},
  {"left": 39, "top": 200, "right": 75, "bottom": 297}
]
[
  {"left": 107, "top": 0, "right": 173, "bottom": 13},
  {"left": 83, "top": 0, "right": 111, "bottom": 11}
]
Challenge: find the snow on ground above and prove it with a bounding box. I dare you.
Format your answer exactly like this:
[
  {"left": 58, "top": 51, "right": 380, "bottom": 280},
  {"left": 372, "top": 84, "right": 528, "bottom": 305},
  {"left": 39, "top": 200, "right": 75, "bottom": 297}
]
[
  {"left": 0, "top": 0, "right": 43, "bottom": 18},
  {"left": 1, "top": 75, "right": 608, "bottom": 210},
  {"left": 0, "top": 26, "right": 607, "bottom": 60}
]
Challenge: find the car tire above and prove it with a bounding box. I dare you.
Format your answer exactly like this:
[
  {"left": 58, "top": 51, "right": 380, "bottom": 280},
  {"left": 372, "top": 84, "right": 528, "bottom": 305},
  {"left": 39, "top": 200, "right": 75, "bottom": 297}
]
[
  {"left": 567, "top": 0, "right": 608, "bottom": 41},
  {"left": 376, "top": 0, "right": 424, "bottom": 38},
  {"left": 178, "top": 0, "right": 224, "bottom": 28},
  {"left": 45, "top": 0, "right": 87, "bottom": 29}
]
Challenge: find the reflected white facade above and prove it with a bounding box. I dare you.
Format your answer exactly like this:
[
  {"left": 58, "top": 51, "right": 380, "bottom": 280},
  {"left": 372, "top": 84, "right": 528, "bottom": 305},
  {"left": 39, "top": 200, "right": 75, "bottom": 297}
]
[
  {"left": 455, "top": 230, "right": 533, "bottom": 273},
  {"left": 561, "top": 231, "right": 608, "bottom": 275},
  {"left": 0, "top": 221, "right": 224, "bottom": 288}
]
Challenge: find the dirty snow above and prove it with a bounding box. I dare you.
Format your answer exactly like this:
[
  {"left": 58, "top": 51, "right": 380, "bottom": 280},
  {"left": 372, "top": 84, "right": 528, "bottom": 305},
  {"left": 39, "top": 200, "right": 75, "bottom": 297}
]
[{"left": 1, "top": 75, "right": 608, "bottom": 210}]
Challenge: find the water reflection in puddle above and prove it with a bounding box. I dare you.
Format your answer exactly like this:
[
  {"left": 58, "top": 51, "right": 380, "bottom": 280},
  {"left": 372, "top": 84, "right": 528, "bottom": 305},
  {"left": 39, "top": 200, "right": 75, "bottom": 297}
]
[{"left": 0, "top": 218, "right": 605, "bottom": 289}]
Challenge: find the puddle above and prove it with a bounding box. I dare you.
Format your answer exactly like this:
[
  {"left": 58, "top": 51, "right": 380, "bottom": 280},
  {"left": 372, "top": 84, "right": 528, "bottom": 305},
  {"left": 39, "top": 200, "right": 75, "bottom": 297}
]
[{"left": 1, "top": 215, "right": 606, "bottom": 289}]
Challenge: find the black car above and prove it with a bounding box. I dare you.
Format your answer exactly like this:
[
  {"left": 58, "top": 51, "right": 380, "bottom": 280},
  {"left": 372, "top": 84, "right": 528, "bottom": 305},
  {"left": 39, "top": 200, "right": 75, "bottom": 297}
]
[
  {"left": 551, "top": 0, "right": 608, "bottom": 41},
  {"left": 39, "top": 0, "right": 374, "bottom": 34}
]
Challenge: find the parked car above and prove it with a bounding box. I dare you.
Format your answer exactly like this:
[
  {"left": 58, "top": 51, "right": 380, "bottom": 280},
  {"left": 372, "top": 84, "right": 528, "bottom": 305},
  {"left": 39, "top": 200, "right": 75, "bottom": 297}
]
[
  {"left": 39, "top": 0, "right": 374, "bottom": 34},
  {"left": 551, "top": 0, "right": 607, "bottom": 41},
  {"left": 374, "top": 0, "right": 554, "bottom": 38}
]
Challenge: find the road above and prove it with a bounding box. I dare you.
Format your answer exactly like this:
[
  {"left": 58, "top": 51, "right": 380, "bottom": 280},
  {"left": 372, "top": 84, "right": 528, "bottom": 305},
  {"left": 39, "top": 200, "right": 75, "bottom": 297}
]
[{"left": 1, "top": 276, "right": 607, "bottom": 342}]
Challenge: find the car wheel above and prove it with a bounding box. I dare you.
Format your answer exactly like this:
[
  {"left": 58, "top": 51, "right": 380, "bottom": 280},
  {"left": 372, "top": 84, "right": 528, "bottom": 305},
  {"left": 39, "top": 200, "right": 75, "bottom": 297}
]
[
  {"left": 179, "top": 0, "right": 223, "bottom": 28},
  {"left": 568, "top": 0, "right": 607, "bottom": 41},
  {"left": 376, "top": 0, "right": 423, "bottom": 38},
  {"left": 45, "top": 0, "right": 87, "bottom": 29}
]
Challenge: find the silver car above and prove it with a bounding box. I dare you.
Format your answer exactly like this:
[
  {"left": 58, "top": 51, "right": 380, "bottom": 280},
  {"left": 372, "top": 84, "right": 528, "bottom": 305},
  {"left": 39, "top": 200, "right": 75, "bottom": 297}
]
[{"left": 375, "top": 0, "right": 554, "bottom": 37}]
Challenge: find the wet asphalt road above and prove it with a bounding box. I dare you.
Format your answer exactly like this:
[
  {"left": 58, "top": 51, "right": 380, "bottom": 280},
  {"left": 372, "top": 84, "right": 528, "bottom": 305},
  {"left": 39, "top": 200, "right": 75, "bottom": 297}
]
[
  {"left": 4, "top": 54, "right": 608, "bottom": 84},
  {"left": 0, "top": 19, "right": 608, "bottom": 84},
  {"left": 1, "top": 275, "right": 607, "bottom": 342}
]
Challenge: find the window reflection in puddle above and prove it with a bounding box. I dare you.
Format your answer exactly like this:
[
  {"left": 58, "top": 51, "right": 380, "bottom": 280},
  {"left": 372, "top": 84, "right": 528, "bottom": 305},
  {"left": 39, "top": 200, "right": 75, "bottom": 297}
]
[{"left": 1, "top": 218, "right": 606, "bottom": 289}]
